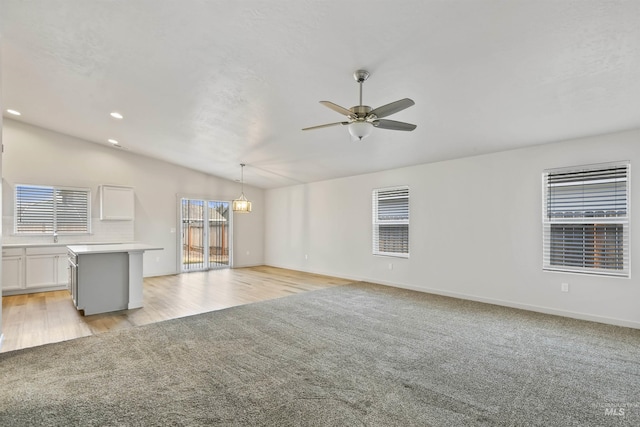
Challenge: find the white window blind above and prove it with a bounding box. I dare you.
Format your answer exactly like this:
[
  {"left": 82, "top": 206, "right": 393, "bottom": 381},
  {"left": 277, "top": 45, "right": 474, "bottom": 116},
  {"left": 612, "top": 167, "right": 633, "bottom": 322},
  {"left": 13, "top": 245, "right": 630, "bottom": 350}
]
[
  {"left": 372, "top": 186, "right": 409, "bottom": 257},
  {"left": 16, "top": 184, "right": 91, "bottom": 234},
  {"left": 542, "top": 162, "right": 629, "bottom": 277}
]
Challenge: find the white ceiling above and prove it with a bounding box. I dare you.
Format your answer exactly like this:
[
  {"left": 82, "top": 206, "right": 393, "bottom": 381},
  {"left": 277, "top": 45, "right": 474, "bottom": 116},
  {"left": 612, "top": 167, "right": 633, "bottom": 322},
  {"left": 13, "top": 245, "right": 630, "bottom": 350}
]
[{"left": 2, "top": 0, "right": 639, "bottom": 189}]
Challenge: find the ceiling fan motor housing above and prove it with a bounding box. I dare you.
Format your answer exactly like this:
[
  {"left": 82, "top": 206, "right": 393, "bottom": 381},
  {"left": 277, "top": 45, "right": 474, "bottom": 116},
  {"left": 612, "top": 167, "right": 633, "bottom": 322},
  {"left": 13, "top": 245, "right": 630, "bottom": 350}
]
[{"left": 350, "top": 105, "right": 373, "bottom": 120}]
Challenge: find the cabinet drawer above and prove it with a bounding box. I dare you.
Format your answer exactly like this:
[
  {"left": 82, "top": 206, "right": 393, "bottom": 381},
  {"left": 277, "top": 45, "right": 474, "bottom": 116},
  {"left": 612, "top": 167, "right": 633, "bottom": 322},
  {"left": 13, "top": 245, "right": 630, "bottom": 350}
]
[
  {"left": 2, "top": 248, "right": 23, "bottom": 257},
  {"left": 25, "top": 246, "right": 68, "bottom": 256}
]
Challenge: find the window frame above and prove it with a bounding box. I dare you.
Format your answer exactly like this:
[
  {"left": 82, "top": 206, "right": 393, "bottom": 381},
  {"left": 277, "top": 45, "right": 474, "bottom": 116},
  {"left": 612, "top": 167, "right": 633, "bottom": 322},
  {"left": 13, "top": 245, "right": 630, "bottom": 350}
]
[
  {"left": 14, "top": 184, "right": 92, "bottom": 235},
  {"left": 372, "top": 185, "right": 410, "bottom": 258},
  {"left": 542, "top": 161, "right": 630, "bottom": 278}
]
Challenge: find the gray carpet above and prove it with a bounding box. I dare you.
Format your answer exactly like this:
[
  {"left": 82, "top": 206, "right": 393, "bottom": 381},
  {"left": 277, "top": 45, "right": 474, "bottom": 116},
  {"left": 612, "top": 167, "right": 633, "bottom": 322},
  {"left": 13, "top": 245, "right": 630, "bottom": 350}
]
[{"left": 0, "top": 282, "right": 639, "bottom": 426}]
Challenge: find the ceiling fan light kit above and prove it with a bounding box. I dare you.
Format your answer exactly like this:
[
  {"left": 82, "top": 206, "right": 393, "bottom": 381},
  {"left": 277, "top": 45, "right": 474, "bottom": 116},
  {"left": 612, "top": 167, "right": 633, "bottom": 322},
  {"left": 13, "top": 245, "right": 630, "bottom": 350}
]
[
  {"left": 303, "top": 69, "right": 416, "bottom": 141},
  {"left": 349, "top": 121, "right": 374, "bottom": 141}
]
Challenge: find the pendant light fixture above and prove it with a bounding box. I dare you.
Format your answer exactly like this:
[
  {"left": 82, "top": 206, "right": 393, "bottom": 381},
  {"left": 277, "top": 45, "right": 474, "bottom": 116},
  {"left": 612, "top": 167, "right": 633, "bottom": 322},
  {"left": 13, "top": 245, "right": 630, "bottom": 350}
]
[{"left": 232, "top": 163, "right": 252, "bottom": 213}]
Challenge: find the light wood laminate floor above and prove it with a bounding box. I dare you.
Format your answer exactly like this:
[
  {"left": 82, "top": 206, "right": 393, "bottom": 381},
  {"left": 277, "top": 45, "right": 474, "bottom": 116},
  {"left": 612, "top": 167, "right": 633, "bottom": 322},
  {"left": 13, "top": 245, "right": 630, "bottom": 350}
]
[{"left": 1, "top": 266, "right": 352, "bottom": 353}]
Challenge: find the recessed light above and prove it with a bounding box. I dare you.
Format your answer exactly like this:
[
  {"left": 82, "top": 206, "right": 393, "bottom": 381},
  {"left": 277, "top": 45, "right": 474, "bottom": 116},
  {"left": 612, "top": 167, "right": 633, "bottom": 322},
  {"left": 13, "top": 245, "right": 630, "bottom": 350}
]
[
  {"left": 108, "top": 139, "right": 119, "bottom": 145},
  {"left": 7, "top": 109, "right": 21, "bottom": 116},
  {"left": 110, "top": 112, "right": 123, "bottom": 119}
]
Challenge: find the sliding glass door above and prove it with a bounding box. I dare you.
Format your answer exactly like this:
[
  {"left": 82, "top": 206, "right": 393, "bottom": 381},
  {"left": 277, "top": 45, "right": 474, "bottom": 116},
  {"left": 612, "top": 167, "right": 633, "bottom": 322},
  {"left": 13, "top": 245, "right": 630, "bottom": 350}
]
[
  {"left": 181, "top": 199, "right": 230, "bottom": 272},
  {"left": 207, "top": 201, "right": 230, "bottom": 268}
]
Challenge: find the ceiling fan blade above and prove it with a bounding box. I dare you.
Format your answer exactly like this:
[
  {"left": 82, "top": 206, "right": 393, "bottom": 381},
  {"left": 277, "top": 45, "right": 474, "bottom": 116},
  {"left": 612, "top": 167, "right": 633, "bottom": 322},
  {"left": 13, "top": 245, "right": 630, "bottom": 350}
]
[
  {"left": 372, "top": 119, "right": 417, "bottom": 131},
  {"left": 369, "top": 98, "right": 415, "bottom": 119},
  {"left": 302, "top": 121, "right": 349, "bottom": 131},
  {"left": 320, "top": 101, "right": 355, "bottom": 118}
]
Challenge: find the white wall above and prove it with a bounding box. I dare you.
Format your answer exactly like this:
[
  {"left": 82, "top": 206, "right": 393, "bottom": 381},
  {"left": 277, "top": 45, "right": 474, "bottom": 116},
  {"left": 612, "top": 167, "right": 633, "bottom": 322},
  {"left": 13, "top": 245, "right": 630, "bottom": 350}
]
[
  {"left": 265, "top": 129, "right": 640, "bottom": 328},
  {"left": 0, "top": 67, "right": 3, "bottom": 343},
  {"left": 2, "top": 119, "right": 265, "bottom": 276}
]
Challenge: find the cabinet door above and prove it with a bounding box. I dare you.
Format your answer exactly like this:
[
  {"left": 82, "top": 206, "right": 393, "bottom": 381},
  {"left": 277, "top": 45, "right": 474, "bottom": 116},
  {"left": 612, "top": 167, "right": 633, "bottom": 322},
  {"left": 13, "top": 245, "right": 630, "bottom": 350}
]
[
  {"left": 57, "top": 255, "right": 69, "bottom": 286},
  {"left": 2, "top": 257, "right": 23, "bottom": 290},
  {"left": 100, "top": 185, "right": 134, "bottom": 220},
  {"left": 25, "top": 255, "right": 57, "bottom": 288}
]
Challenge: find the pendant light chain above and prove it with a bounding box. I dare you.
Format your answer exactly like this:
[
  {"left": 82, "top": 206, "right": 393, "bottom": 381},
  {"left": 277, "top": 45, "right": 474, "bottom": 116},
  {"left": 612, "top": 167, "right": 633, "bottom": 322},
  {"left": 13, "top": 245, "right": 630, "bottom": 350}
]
[{"left": 240, "top": 163, "right": 245, "bottom": 195}]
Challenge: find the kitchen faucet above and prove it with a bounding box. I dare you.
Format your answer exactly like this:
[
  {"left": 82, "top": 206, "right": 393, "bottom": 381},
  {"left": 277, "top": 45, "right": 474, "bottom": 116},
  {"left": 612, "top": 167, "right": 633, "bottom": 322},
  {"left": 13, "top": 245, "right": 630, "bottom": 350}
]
[{"left": 53, "top": 232, "right": 58, "bottom": 243}]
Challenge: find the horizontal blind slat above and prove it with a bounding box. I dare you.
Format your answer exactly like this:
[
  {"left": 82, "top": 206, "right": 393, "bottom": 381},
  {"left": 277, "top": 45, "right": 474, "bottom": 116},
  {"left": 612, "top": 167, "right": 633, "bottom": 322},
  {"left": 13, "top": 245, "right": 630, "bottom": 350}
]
[
  {"left": 15, "top": 185, "right": 90, "bottom": 234},
  {"left": 373, "top": 186, "right": 409, "bottom": 257},
  {"left": 542, "top": 160, "right": 629, "bottom": 277}
]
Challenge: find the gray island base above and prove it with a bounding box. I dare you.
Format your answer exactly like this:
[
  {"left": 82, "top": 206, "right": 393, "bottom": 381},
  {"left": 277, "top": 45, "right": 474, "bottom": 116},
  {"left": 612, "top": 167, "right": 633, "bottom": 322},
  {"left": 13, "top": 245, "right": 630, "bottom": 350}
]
[{"left": 67, "top": 244, "right": 163, "bottom": 316}]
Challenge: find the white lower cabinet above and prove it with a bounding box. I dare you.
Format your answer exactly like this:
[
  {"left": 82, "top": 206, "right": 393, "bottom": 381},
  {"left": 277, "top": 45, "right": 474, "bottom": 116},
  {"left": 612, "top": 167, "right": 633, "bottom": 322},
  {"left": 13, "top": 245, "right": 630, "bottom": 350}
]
[
  {"left": 57, "top": 254, "right": 69, "bottom": 285},
  {"left": 25, "top": 255, "right": 58, "bottom": 288},
  {"left": 2, "top": 249, "right": 24, "bottom": 291},
  {"left": 2, "top": 246, "right": 69, "bottom": 295}
]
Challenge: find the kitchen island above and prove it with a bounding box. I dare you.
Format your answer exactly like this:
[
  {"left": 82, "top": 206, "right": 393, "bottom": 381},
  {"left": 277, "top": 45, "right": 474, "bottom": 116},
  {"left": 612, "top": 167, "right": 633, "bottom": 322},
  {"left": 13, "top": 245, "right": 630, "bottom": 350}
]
[{"left": 67, "top": 243, "right": 162, "bottom": 315}]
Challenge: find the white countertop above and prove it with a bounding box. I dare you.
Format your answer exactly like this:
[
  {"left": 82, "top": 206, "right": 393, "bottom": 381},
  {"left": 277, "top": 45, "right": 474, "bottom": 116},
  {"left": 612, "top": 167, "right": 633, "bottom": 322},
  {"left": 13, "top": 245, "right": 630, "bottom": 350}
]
[
  {"left": 2, "top": 243, "right": 96, "bottom": 249},
  {"left": 3, "top": 242, "right": 116, "bottom": 249},
  {"left": 67, "top": 243, "right": 163, "bottom": 255}
]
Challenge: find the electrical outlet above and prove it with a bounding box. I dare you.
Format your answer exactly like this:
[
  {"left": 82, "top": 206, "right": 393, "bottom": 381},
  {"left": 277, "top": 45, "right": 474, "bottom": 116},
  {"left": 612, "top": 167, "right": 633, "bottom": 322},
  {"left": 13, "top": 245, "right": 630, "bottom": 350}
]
[
  {"left": 561, "top": 283, "right": 569, "bottom": 292},
  {"left": 246, "top": 250, "right": 250, "bottom": 255},
  {"left": 304, "top": 254, "right": 308, "bottom": 260},
  {"left": 388, "top": 263, "right": 393, "bottom": 270}
]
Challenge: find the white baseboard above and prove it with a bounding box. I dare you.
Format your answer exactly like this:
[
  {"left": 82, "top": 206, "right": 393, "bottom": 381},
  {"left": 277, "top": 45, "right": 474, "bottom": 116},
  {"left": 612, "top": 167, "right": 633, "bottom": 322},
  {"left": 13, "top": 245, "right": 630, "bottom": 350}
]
[
  {"left": 3, "top": 284, "right": 68, "bottom": 297},
  {"left": 265, "top": 263, "right": 640, "bottom": 330},
  {"left": 265, "top": 262, "right": 364, "bottom": 282},
  {"left": 370, "top": 278, "right": 640, "bottom": 330},
  {"left": 233, "top": 263, "right": 264, "bottom": 269}
]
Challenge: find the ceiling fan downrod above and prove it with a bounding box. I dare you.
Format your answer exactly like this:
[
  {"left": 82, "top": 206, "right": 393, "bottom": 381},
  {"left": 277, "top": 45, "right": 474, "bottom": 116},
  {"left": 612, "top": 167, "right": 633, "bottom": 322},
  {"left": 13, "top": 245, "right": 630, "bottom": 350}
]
[{"left": 354, "top": 70, "right": 370, "bottom": 107}]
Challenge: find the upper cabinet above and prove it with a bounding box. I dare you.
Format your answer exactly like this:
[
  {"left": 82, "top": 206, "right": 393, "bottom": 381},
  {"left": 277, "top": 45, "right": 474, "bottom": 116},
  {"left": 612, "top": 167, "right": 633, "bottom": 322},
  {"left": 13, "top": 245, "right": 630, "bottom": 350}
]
[{"left": 100, "top": 185, "right": 134, "bottom": 220}]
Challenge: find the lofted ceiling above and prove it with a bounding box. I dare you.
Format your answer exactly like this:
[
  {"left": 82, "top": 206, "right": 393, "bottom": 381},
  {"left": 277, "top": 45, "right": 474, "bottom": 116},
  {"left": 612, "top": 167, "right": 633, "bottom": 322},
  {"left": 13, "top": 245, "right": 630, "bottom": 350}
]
[{"left": 2, "top": 0, "right": 639, "bottom": 189}]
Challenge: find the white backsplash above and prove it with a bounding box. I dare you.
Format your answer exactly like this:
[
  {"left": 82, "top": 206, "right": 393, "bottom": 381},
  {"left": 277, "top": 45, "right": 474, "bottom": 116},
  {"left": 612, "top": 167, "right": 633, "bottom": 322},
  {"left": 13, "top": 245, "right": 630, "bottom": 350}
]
[{"left": 2, "top": 216, "right": 134, "bottom": 245}]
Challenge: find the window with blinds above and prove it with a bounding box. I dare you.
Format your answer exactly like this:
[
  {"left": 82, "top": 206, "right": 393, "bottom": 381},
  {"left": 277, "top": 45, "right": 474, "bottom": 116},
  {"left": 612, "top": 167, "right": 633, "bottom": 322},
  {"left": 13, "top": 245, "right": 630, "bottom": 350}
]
[
  {"left": 15, "top": 184, "right": 91, "bottom": 234},
  {"left": 542, "top": 162, "right": 629, "bottom": 277},
  {"left": 372, "top": 186, "right": 409, "bottom": 257}
]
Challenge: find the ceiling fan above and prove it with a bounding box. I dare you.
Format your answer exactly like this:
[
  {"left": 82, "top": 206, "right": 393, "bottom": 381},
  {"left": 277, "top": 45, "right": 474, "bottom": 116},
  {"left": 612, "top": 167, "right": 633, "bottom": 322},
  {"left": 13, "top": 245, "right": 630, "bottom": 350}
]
[{"left": 302, "top": 70, "right": 416, "bottom": 141}]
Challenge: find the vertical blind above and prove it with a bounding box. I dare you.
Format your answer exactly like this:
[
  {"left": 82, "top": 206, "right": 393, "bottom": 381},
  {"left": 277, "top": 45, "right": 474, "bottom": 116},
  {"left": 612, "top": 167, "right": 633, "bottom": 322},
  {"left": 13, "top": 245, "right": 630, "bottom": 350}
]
[
  {"left": 181, "top": 199, "right": 230, "bottom": 272},
  {"left": 182, "top": 199, "right": 205, "bottom": 271},
  {"left": 542, "top": 162, "right": 629, "bottom": 277},
  {"left": 372, "top": 186, "right": 409, "bottom": 257},
  {"left": 208, "top": 201, "right": 230, "bottom": 269},
  {"left": 15, "top": 185, "right": 90, "bottom": 234}
]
